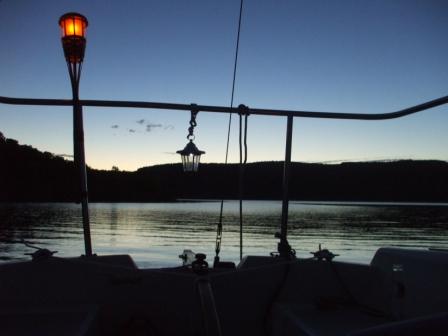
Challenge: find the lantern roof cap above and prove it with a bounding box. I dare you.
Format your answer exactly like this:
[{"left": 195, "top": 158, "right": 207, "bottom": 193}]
[
  {"left": 59, "top": 12, "right": 89, "bottom": 26},
  {"left": 176, "top": 140, "right": 205, "bottom": 156}
]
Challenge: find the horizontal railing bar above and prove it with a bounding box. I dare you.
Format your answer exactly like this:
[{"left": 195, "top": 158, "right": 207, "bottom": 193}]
[{"left": 0, "top": 95, "right": 447, "bottom": 120}]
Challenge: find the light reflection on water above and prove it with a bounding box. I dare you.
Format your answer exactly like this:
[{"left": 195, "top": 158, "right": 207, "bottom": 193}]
[{"left": 0, "top": 201, "right": 447, "bottom": 267}]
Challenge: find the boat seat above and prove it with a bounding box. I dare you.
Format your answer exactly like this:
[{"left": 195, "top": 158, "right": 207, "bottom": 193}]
[
  {"left": 77, "top": 254, "right": 138, "bottom": 269},
  {"left": 269, "top": 248, "right": 448, "bottom": 336},
  {"left": 238, "top": 255, "right": 285, "bottom": 269},
  {"left": 271, "top": 306, "right": 448, "bottom": 336},
  {"left": 0, "top": 305, "right": 98, "bottom": 336},
  {"left": 268, "top": 259, "right": 395, "bottom": 336},
  {"left": 209, "top": 260, "right": 291, "bottom": 336},
  {"left": 270, "top": 303, "right": 390, "bottom": 336},
  {"left": 0, "top": 257, "right": 203, "bottom": 336},
  {"left": 347, "top": 312, "right": 448, "bottom": 336},
  {"left": 370, "top": 247, "right": 448, "bottom": 319}
]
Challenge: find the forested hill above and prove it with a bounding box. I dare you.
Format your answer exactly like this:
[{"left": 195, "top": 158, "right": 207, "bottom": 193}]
[{"left": 1, "top": 135, "right": 447, "bottom": 202}]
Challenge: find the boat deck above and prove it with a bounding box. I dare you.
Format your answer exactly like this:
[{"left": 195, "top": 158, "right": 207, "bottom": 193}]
[{"left": 1, "top": 248, "right": 447, "bottom": 335}]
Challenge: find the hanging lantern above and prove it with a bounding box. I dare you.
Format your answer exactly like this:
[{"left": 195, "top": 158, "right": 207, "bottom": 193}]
[
  {"left": 59, "top": 12, "right": 88, "bottom": 63},
  {"left": 177, "top": 139, "right": 205, "bottom": 172},
  {"left": 177, "top": 106, "right": 205, "bottom": 172}
]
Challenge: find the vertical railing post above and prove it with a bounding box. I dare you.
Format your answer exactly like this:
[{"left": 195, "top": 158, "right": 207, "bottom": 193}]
[
  {"left": 70, "top": 63, "right": 92, "bottom": 257},
  {"left": 74, "top": 100, "right": 92, "bottom": 257},
  {"left": 278, "top": 115, "right": 293, "bottom": 258}
]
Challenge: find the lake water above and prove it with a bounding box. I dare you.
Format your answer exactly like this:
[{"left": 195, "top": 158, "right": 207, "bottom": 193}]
[{"left": 0, "top": 201, "right": 447, "bottom": 268}]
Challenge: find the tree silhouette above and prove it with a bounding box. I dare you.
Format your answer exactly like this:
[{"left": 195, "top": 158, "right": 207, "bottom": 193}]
[{"left": 1, "top": 135, "right": 447, "bottom": 203}]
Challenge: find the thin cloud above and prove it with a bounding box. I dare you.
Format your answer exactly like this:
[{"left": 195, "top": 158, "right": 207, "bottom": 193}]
[
  {"left": 111, "top": 121, "right": 171, "bottom": 134},
  {"left": 146, "top": 123, "right": 162, "bottom": 132}
]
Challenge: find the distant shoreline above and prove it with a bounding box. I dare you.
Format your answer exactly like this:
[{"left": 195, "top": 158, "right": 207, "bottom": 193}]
[
  {"left": 292, "top": 201, "right": 448, "bottom": 207},
  {"left": 177, "top": 199, "right": 448, "bottom": 207},
  {"left": 2, "top": 137, "right": 448, "bottom": 203},
  {"left": 1, "top": 200, "right": 447, "bottom": 207}
]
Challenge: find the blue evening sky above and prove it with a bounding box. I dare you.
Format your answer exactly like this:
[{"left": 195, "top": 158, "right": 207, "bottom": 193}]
[{"left": 0, "top": 0, "right": 447, "bottom": 171}]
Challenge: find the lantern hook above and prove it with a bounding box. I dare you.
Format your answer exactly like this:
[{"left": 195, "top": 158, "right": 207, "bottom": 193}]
[{"left": 187, "top": 104, "right": 199, "bottom": 139}]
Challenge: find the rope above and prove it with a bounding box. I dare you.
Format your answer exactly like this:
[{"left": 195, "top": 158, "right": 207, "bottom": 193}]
[
  {"left": 238, "top": 110, "right": 249, "bottom": 260},
  {"left": 238, "top": 114, "right": 243, "bottom": 260},
  {"left": 244, "top": 114, "right": 248, "bottom": 164},
  {"left": 214, "top": 0, "right": 244, "bottom": 266}
]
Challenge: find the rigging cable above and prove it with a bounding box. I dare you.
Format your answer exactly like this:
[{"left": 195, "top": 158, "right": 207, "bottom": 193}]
[{"left": 214, "top": 0, "right": 245, "bottom": 266}]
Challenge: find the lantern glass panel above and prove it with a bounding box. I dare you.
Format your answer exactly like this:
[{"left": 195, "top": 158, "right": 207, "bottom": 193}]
[
  {"left": 181, "top": 154, "right": 202, "bottom": 172},
  {"left": 193, "top": 155, "right": 200, "bottom": 171},
  {"left": 60, "top": 15, "right": 87, "bottom": 38},
  {"left": 181, "top": 155, "right": 189, "bottom": 171},
  {"left": 185, "top": 155, "right": 194, "bottom": 172}
]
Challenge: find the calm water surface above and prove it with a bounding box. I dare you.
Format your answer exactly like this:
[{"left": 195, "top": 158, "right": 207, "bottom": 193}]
[{"left": 0, "top": 201, "right": 447, "bottom": 268}]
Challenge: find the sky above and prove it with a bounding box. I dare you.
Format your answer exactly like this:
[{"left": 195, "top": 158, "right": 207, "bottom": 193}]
[{"left": 0, "top": 0, "right": 447, "bottom": 171}]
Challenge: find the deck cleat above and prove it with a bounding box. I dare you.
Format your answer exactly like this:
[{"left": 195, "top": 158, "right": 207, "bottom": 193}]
[
  {"left": 192, "top": 253, "right": 209, "bottom": 275},
  {"left": 310, "top": 244, "right": 339, "bottom": 262}
]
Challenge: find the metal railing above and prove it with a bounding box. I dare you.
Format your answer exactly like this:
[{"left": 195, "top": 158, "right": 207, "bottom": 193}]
[
  {"left": 1, "top": 94, "right": 447, "bottom": 258},
  {"left": 1, "top": 94, "right": 447, "bottom": 119}
]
